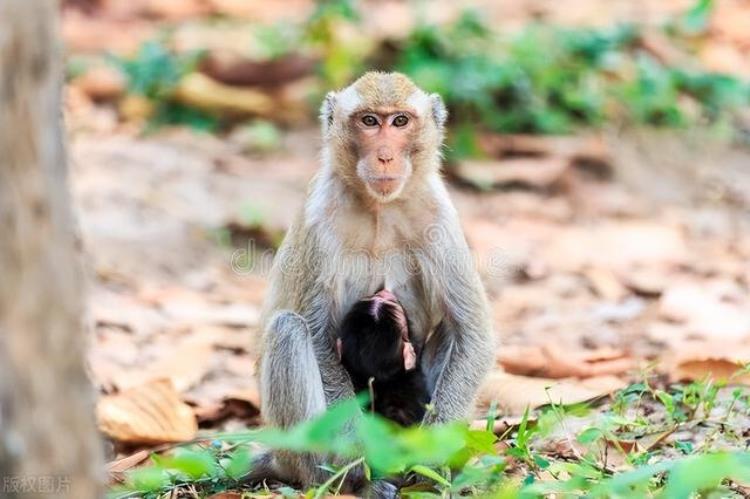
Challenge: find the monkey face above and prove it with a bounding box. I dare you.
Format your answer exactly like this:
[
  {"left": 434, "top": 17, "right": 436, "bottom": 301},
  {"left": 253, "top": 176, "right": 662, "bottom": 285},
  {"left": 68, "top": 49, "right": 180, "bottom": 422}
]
[
  {"left": 337, "top": 289, "right": 414, "bottom": 383},
  {"left": 320, "top": 72, "right": 448, "bottom": 204},
  {"left": 350, "top": 109, "right": 416, "bottom": 203}
]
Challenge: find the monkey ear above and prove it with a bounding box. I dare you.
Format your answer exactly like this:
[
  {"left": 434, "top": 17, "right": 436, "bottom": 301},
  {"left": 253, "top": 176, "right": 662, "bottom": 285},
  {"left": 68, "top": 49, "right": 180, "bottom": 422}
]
[
  {"left": 320, "top": 91, "right": 337, "bottom": 134},
  {"left": 429, "top": 93, "right": 448, "bottom": 129}
]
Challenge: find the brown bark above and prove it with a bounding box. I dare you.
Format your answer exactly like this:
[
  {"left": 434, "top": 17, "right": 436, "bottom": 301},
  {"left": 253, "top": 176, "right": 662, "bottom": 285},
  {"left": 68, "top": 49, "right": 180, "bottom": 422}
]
[{"left": 0, "top": 1, "right": 103, "bottom": 497}]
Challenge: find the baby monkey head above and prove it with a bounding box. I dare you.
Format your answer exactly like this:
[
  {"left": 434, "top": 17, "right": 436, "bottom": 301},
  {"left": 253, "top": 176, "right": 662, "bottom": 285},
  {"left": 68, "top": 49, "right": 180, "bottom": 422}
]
[
  {"left": 337, "top": 289, "right": 416, "bottom": 383},
  {"left": 321, "top": 72, "right": 448, "bottom": 204}
]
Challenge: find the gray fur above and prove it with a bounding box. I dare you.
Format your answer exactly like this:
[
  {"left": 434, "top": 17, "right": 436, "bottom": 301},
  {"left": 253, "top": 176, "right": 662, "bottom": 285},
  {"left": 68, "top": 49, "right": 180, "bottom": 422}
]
[{"left": 259, "top": 73, "right": 493, "bottom": 494}]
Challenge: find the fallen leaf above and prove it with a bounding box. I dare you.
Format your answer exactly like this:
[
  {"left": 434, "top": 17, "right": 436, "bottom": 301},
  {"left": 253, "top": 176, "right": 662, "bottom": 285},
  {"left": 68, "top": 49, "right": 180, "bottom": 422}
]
[
  {"left": 477, "top": 371, "right": 625, "bottom": 415},
  {"left": 201, "top": 52, "right": 316, "bottom": 87},
  {"left": 541, "top": 222, "right": 689, "bottom": 273},
  {"left": 71, "top": 65, "right": 126, "bottom": 101},
  {"left": 452, "top": 157, "right": 569, "bottom": 190},
  {"left": 142, "top": 0, "right": 210, "bottom": 19},
  {"left": 176, "top": 72, "right": 273, "bottom": 110},
  {"left": 699, "top": 42, "right": 750, "bottom": 79},
  {"left": 204, "top": 0, "right": 312, "bottom": 21},
  {"left": 97, "top": 379, "right": 198, "bottom": 444},
  {"left": 470, "top": 414, "right": 527, "bottom": 435},
  {"left": 668, "top": 342, "right": 750, "bottom": 384},
  {"left": 192, "top": 387, "right": 261, "bottom": 424},
  {"left": 477, "top": 134, "right": 609, "bottom": 165},
  {"left": 119, "top": 94, "right": 154, "bottom": 122},
  {"left": 660, "top": 283, "right": 750, "bottom": 340},
  {"left": 107, "top": 450, "right": 150, "bottom": 474},
  {"left": 583, "top": 266, "right": 629, "bottom": 301},
  {"left": 619, "top": 267, "right": 670, "bottom": 296},
  {"left": 638, "top": 30, "right": 690, "bottom": 67},
  {"left": 116, "top": 337, "right": 215, "bottom": 392},
  {"left": 207, "top": 493, "right": 243, "bottom": 499},
  {"left": 62, "top": 12, "right": 155, "bottom": 54},
  {"left": 499, "top": 345, "right": 635, "bottom": 379}
]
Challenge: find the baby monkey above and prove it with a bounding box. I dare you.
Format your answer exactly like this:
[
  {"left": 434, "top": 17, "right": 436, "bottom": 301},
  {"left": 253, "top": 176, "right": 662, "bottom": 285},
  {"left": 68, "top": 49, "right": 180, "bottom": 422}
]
[{"left": 336, "top": 289, "right": 430, "bottom": 426}]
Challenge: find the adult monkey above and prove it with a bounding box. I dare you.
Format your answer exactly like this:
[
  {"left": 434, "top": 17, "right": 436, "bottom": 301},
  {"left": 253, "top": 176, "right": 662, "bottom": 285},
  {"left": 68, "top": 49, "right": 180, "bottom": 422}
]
[{"left": 259, "top": 72, "right": 493, "bottom": 493}]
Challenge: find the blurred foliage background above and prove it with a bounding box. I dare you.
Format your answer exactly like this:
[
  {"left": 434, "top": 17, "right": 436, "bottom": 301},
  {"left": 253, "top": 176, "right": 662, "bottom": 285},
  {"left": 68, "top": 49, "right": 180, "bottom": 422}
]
[
  {"left": 63, "top": 2, "right": 750, "bottom": 497},
  {"left": 64, "top": 0, "right": 750, "bottom": 158}
]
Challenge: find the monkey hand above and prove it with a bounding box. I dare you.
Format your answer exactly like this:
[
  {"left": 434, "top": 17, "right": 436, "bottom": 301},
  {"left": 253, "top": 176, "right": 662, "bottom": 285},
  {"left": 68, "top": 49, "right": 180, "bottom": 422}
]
[
  {"left": 403, "top": 341, "right": 416, "bottom": 371},
  {"left": 335, "top": 459, "right": 367, "bottom": 494},
  {"left": 336, "top": 462, "right": 398, "bottom": 499}
]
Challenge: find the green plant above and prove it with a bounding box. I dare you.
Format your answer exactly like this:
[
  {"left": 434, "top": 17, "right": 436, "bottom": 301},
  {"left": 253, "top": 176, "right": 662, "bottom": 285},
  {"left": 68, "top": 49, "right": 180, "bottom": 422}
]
[
  {"left": 304, "top": 0, "right": 365, "bottom": 88},
  {"left": 109, "top": 40, "right": 202, "bottom": 101},
  {"left": 110, "top": 377, "right": 750, "bottom": 498},
  {"left": 109, "top": 39, "right": 217, "bottom": 132},
  {"left": 389, "top": 5, "right": 749, "bottom": 155}
]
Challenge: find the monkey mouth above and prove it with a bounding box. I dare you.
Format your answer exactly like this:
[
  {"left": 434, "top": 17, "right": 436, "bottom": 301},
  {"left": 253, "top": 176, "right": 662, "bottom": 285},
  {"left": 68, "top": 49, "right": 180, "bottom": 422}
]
[{"left": 368, "top": 176, "right": 403, "bottom": 196}]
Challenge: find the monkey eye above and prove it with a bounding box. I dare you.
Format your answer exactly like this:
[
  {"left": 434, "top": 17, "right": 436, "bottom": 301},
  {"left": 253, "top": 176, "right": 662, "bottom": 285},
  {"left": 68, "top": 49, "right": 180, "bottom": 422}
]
[
  {"left": 361, "top": 115, "right": 379, "bottom": 127},
  {"left": 392, "top": 114, "right": 409, "bottom": 127}
]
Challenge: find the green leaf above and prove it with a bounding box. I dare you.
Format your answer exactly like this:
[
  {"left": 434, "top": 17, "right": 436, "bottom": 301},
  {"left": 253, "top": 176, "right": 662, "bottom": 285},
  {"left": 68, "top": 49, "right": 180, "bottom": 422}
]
[
  {"left": 224, "top": 448, "right": 253, "bottom": 480},
  {"left": 682, "top": 0, "right": 714, "bottom": 34},
  {"left": 532, "top": 454, "right": 550, "bottom": 469},
  {"left": 161, "top": 449, "right": 217, "bottom": 479},
  {"left": 126, "top": 466, "right": 170, "bottom": 493},
  {"left": 410, "top": 465, "right": 451, "bottom": 487},
  {"left": 577, "top": 427, "right": 604, "bottom": 444},
  {"left": 663, "top": 453, "right": 750, "bottom": 499}
]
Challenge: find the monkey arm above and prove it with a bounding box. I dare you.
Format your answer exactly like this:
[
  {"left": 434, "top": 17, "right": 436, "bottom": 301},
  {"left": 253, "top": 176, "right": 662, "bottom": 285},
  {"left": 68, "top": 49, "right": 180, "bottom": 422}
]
[
  {"left": 263, "top": 224, "right": 357, "bottom": 408},
  {"left": 310, "top": 319, "right": 358, "bottom": 405},
  {"left": 422, "top": 238, "right": 494, "bottom": 425}
]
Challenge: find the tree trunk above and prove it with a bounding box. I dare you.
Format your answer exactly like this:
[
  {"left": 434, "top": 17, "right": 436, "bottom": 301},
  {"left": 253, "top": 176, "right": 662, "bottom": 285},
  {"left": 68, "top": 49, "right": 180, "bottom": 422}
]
[{"left": 0, "top": 1, "right": 103, "bottom": 497}]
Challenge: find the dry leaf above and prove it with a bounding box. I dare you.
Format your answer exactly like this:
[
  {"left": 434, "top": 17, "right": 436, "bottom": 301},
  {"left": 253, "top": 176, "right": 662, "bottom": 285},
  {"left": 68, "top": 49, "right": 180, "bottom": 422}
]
[
  {"left": 142, "top": 0, "right": 210, "bottom": 19},
  {"left": 477, "top": 371, "right": 625, "bottom": 415},
  {"left": 116, "top": 337, "right": 215, "bottom": 392},
  {"left": 660, "top": 283, "right": 750, "bottom": 340},
  {"left": 619, "top": 268, "right": 669, "bottom": 296},
  {"left": 699, "top": 42, "right": 750, "bottom": 79},
  {"left": 638, "top": 30, "right": 690, "bottom": 67},
  {"left": 453, "top": 157, "right": 569, "bottom": 190},
  {"left": 193, "top": 387, "right": 261, "bottom": 424},
  {"left": 108, "top": 449, "right": 151, "bottom": 483},
  {"left": 668, "top": 343, "right": 750, "bottom": 384},
  {"left": 107, "top": 450, "right": 150, "bottom": 474},
  {"left": 541, "top": 222, "right": 688, "bottom": 273},
  {"left": 201, "top": 52, "right": 316, "bottom": 87},
  {"left": 477, "top": 134, "right": 609, "bottom": 164},
  {"left": 583, "top": 266, "right": 628, "bottom": 301},
  {"left": 97, "top": 379, "right": 198, "bottom": 444},
  {"left": 62, "top": 12, "right": 154, "bottom": 54},
  {"left": 499, "top": 345, "right": 635, "bottom": 379},
  {"left": 470, "top": 414, "right": 527, "bottom": 435},
  {"left": 175, "top": 73, "right": 276, "bottom": 117},
  {"left": 71, "top": 66, "right": 125, "bottom": 101}
]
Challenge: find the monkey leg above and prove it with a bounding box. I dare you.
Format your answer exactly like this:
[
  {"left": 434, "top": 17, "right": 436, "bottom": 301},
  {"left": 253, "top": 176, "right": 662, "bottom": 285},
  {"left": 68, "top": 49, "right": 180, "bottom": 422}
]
[
  {"left": 260, "top": 311, "right": 329, "bottom": 486},
  {"left": 259, "top": 311, "right": 395, "bottom": 496}
]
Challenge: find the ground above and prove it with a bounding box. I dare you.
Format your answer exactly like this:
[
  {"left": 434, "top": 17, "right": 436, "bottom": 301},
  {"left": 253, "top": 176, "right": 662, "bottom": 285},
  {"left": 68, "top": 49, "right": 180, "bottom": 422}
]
[
  {"left": 69, "top": 114, "right": 750, "bottom": 452},
  {"left": 58, "top": 0, "right": 750, "bottom": 490}
]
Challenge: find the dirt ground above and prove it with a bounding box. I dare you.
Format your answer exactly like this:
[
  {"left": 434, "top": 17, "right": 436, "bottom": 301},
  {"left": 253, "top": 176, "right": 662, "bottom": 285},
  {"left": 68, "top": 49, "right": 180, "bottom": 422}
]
[
  {"left": 68, "top": 110, "right": 750, "bottom": 446},
  {"left": 59, "top": 0, "right": 750, "bottom": 461}
]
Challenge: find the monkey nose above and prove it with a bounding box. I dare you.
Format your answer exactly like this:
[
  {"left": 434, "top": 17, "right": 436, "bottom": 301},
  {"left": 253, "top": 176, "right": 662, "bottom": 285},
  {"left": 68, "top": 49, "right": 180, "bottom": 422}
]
[{"left": 376, "top": 146, "right": 394, "bottom": 163}]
